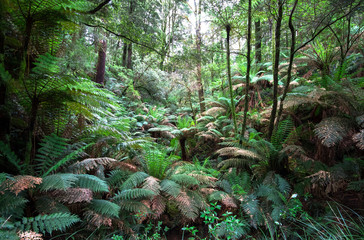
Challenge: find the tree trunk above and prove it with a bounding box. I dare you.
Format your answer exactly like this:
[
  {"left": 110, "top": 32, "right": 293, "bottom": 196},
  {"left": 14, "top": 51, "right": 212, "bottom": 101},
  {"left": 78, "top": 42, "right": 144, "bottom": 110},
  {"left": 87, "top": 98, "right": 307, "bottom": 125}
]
[
  {"left": 179, "top": 137, "right": 187, "bottom": 161},
  {"left": 276, "top": 0, "right": 298, "bottom": 125},
  {"left": 122, "top": 42, "right": 127, "bottom": 67},
  {"left": 226, "top": 24, "right": 238, "bottom": 135},
  {"left": 95, "top": 40, "right": 107, "bottom": 85},
  {"left": 241, "top": 0, "right": 252, "bottom": 140},
  {"left": 254, "top": 20, "right": 262, "bottom": 64},
  {"left": 24, "top": 96, "right": 39, "bottom": 168},
  {"left": 268, "top": 0, "right": 283, "bottom": 139},
  {"left": 127, "top": 43, "right": 132, "bottom": 69},
  {"left": 195, "top": 0, "right": 205, "bottom": 113}
]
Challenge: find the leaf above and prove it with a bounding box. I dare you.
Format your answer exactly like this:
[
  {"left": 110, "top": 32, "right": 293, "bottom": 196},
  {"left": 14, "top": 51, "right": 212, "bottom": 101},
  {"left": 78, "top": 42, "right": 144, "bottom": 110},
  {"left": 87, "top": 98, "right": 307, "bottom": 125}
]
[{"left": 88, "top": 199, "right": 121, "bottom": 218}]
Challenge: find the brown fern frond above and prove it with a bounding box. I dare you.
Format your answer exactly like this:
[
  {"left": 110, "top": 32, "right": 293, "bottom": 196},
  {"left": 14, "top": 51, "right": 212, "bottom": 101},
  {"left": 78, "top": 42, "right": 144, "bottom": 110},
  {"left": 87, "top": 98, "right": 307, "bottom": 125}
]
[
  {"left": 353, "top": 130, "right": 364, "bottom": 150},
  {"left": 203, "top": 107, "right": 226, "bottom": 117},
  {"left": 221, "top": 195, "right": 238, "bottom": 208},
  {"left": 5, "top": 176, "right": 42, "bottom": 195},
  {"left": 216, "top": 147, "right": 261, "bottom": 160},
  {"left": 18, "top": 231, "right": 43, "bottom": 240},
  {"left": 314, "top": 117, "right": 352, "bottom": 147},
  {"left": 84, "top": 210, "right": 112, "bottom": 228},
  {"left": 306, "top": 170, "right": 346, "bottom": 196},
  {"left": 50, "top": 188, "right": 93, "bottom": 203},
  {"left": 200, "top": 187, "right": 215, "bottom": 195},
  {"left": 217, "top": 158, "right": 252, "bottom": 169},
  {"left": 174, "top": 191, "right": 199, "bottom": 220},
  {"left": 142, "top": 176, "right": 161, "bottom": 194},
  {"left": 151, "top": 195, "right": 166, "bottom": 219},
  {"left": 69, "top": 157, "right": 117, "bottom": 173},
  {"left": 188, "top": 173, "right": 217, "bottom": 186}
]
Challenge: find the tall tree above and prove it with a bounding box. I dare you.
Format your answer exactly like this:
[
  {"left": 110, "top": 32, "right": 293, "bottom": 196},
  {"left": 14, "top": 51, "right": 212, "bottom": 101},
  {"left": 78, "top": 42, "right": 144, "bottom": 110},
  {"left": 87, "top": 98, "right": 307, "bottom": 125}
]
[
  {"left": 194, "top": 0, "right": 206, "bottom": 113},
  {"left": 95, "top": 40, "right": 107, "bottom": 85}
]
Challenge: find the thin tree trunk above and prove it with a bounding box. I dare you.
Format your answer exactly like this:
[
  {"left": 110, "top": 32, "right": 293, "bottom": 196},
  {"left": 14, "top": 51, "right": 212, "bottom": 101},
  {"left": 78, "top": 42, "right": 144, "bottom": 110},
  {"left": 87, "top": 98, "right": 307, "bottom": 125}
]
[
  {"left": 122, "top": 42, "right": 127, "bottom": 67},
  {"left": 268, "top": 0, "right": 283, "bottom": 139},
  {"left": 179, "top": 137, "right": 187, "bottom": 161},
  {"left": 95, "top": 40, "right": 107, "bottom": 85},
  {"left": 226, "top": 24, "right": 238, "bottom": 135},
  {"left": 277, "top": 0, "right": 298, "bottom": 125},
  {"left": 127, "top": 43, "right": 132, "bottom": 69},
  {"left": 255, "top": 20, "right": 262, "bottom": 64},
  {"left": 195, "top": 0, "right": 205, "bottom": 113},
  {"left": 241, "top": 0, "right": 252, "bottom": 140}
]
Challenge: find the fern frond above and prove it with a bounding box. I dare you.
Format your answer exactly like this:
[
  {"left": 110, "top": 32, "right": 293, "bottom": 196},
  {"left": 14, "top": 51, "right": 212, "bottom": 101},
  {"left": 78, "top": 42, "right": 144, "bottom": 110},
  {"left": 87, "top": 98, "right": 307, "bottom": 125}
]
[
  {"left": 217, "top": 158, "right": 252, "bottom": 169},
  {"left": 174, "top": 191, "right": 199, "bottom": 220},
  {"left": 347, "top": 180, "right": 364, "bottom": 192},
  {"left": 170, "top": 174, "right": 199, "bottom": 187},
  {"left": 75, "top": 174, "right": 108, "bottom": 192},
  {"left": 39, "top": 173, "right": 78, "bottom": 191},
  {"left": 43, "top": 143, "right": 92, "bottom": 177},
  {"left": 113, "top": 189, "right": 156, "bottom": 201},
  {"left": 119, "top": 200, "right": 150, "bottom": 213},
  {"left": 83, "top": 210, "right": 112, "bottom": 228},
  {"left": 69, "top": 157, "right": 116, "bottom": 174},
  {"left": 216, "top": 179, "right": 233, "bottom": 194},
  {"left": 203, "top": 107, "right": 226, "bottom": 117},
  {"left": 275, "top": 174, "right": 291, "bottom": 196},
  {"left": 314, "top": 117, "right": 352, "bottom": 147},
  {"left": 242, "top": 194, "right": 263, "bottom": 225},
  {"left": 142, "top": 176, "right": 161, "bottom": 194},
  {"left": 121, "top": 172, "right": 149, "bottom": 190},
  {"left": 50, "top": 188, "right": 93, "bottom": 204},
  {"left": 0, "top": 142, "right": 23, "bottom": 174},
  {"left": 208, "top": 190, "right": 228, "bottom": 202},
  {"left": 216, "top": 147, "right": 262, "bottom": 160},
  {"left": 15, "top": 212, "right": 80, "bottom": 234},
  {"left": 353, "top": 130, "right": 364, "bottom": 150},
  {"left": 4, "top": 175, "right": 42, "bottom": 195},
  {"left": 271, "top": 118, "right": 294, "bottom": 149},
  {"left": 0, "top": 192, "right": 28, "bottom": 217},
  {"left": 160, "top": 179, "right": 181, "bottom": 197},
  {"left": 88, "top": 199, "right": 121, "bottom": 218},
  {"left": 17, "top": 230, "right": 43, "bottom": 240},
  {"left": 107, "top": 169, "right": 130, "bottom": 188},
  {"left": 35, "top": 197, "right": 70, "bottom": 214},
  {"left": 151, "top": 195, "right": 166, "bottom": 218}
]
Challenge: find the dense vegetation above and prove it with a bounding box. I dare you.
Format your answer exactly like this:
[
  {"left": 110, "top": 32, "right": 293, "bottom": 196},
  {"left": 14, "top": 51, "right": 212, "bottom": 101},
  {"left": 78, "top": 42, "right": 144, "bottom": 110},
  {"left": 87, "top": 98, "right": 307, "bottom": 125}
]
[{"left": 0, "top": 0, "right": 363, "bottom": 239}]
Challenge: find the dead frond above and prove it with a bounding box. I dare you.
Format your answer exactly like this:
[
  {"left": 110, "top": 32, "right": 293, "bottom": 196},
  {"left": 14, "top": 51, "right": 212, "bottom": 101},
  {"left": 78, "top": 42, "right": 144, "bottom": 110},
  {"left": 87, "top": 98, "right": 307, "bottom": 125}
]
[
  {"left": 18, "top": 231, "right": 43, "bottom": 240},
  {"left": 50, "top": 188, "right": 93, "bottom": 203},
  {"left": 69, "top": 157, "right": 117, "bottom": 173},
  {"left": 4, "top": 175, "right": 42, "bottom": 195}
]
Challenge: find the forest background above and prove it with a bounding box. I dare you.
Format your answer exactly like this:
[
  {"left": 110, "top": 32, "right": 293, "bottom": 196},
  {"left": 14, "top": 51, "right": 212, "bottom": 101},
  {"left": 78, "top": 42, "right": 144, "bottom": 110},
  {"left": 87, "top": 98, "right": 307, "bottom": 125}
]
[{"left": 0, "top": 0, "right": 363, "bottom": 239}]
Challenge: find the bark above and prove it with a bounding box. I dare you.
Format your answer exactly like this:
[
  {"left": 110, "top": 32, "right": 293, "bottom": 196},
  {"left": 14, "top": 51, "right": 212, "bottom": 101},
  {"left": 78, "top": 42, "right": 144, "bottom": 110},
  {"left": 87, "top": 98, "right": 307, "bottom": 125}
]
[
  {"left": 127, "top": 43, "right": 132, "bottom": 69},
  {"left": 195, "top": 0, "right": 205, "bottom": 113},
  {"left": 241, "top": 0, "right": 252, "bottom": 140},
  {"left": 24, "top": 96, "right": 39, "bottom": 167},
  {"left": 254, "top": 20, "right": 262, "bottom": 63},
  {"left": 276, "top": 0, "right": 298, "bottom": 126},
  {"left": 268, "top": 0, "right": 283, "bottom": 139},
  {"left": 95, "top": 40, "right": 107, "bottom": 85},
  {"left": 179, "top": 137, "right": 187, "bottom": 161},
  {"left": 122, "top": 42, "right": 127, "bottom": 67},
  {"left": 226, "top": 24, "right": 237, "bottom": 135}
]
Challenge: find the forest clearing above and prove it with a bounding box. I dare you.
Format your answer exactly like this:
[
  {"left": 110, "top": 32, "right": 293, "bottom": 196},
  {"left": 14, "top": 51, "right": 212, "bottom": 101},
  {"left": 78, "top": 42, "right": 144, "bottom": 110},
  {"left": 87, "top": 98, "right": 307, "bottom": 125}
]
[{"left": 0, "top": 0, "right": 363, "bottom": 239}]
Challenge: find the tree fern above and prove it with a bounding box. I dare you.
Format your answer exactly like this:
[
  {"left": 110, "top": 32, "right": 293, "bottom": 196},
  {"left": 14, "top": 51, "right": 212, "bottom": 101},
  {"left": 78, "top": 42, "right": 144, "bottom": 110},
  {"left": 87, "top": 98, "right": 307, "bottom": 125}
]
[
  {"left": 15, "top": 212, "right": 80, "bottom": 235},
  {"left": 88, "top": 199, "right": 121, "bottom": 218},
  {"left": 144, "top": 150, "right": 171, "bottom": 179},
  {"left": 170, "top": 174, "right": 199, "bottom": 187},
  {"left": 160, "top": 179, "right": 181, "bottom": 197},
  {"left": 75, "top": 174, "right": 109, "bottom": 192},
  {"left": 69, "top": 157, "right": 117, "bottom": 174},
  {"left": 271, "top": 118, "right": 294, "bottom": 150},
  {"left": 118, "top": 200, "right": 150, "bottom": 213},
  {"left": 0, "top": 192, "right": 28, "bottom": 217},
  {"left": 107, "top": 169, "right": 130, "bottom": 188}
]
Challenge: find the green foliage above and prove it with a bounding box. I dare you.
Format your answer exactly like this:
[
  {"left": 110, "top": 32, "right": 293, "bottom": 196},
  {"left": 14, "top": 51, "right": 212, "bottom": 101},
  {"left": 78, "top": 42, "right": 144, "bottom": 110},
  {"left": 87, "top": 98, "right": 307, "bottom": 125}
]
[
  {"left": 271, "top": 118, "right": 294, "bottom": 150},
  {"left": 0, "top": 142, "right": 23, "bottom": 174},
  {"left": 75, "top": 174, "right": 109, "bottom": 192},
  {"left": 15, "top": 212, "right": 80, "bottom": 234},
  {"left": 113, "top": 189, "right": 156, "bottom": 201},
  {"left": 88, "top": 199, "right": 121, "bottom": 218},
  {"left": 40, "top": 173, "right": 78, "bottom": 191}
]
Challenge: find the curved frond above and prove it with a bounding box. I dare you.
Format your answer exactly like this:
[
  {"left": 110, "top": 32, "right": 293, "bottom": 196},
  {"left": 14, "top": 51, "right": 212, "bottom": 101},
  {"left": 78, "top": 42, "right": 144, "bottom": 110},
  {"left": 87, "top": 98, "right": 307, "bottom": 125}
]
[
  {"left": 50, "top": 188, "right": 93, "bottom": 204},
  {"left": 314, "top": 117, "right": 352, "bottom": 147},
  {"left": 353, "top": 130, "right": 364, "bottom": 150},
  {"left": 88, "top": 199, "right": 121, "bottom": 218},
  {"left": 151, "top": 195, "right": 166, "bottom": 219},
  {"left": 160, "top": 179, "right": 181, "bottom": 197},
  {"left": 121, "top": 172, "right": 149, "bottom": 190},
  {"left": 170, "top": 174, "right": 199, "bottom": 187},
  {"left": 113, "top": 189, "right": 156, "bottom": 201},
  {"left": 174, "top": 191, "right": 199, "bottom": 220},
  {"left": 75, "top": 174, "right": 109, "bottom": 192},
  {"left": 69, "top": 157, "right": 117, "bottom": 174},
  {"left": 39, "top": 173, "right": 78, "bottom": 191},
  {"left": 142, "top": 176, "right": 161, "bottom": 194}
]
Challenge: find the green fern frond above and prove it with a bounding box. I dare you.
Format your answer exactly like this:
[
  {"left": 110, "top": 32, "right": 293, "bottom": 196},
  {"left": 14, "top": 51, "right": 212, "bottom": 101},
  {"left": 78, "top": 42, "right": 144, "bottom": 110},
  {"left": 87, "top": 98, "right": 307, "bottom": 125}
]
[
  {"left": 15, "top": 212, "right": 80, "bottom": 234},
  {"left": 88, "top": 199, "right": 121, "bottom": 218},
  {"left": 121, "top": 172, "right": 149, "bottom": 190},
  {"left": 347, "top": 180, "right": 364, "bottom": 192},
  {"left": 75, "top": 174, "right": 108, "bottom": 192},
  {"left": 170, "top": 174, "right": 199, "bottom": 187},
  {"left": 39, "top": 173, "right": 78, "bottom": 191},
  {"left": 69, "top": 157, "right": 116, "bottom": 174},
  {"left": 0, "top": 142, "right": 23, "bottom": 174},
  {"left": 113, "top": 189, "right": 156, "bottom": 201},
  {"left": 208, "top": 191, "right": 229, "bottom": 202},
  {"left": 0, "top": 192, "right": 28, "bottom": 217},
  {"left": 119, "top": 200, "right": 150, "bottom": 213},
  {"left": 271, "top": 118, "right": 294, "bottom": 150},
  {"left": 35, "top": 196, "right": 70, "bottom": 214},
  {"left": 144, "top": 150, "right": 171, "bottom": 179},
  {"left": 216, "top": 179, "right": 233, "bottom": 194},
  {"left": 43, "top": 143, "right": 92, "bottom": 177},
  {"left": 160, "top": 179, "right": 181, "bottom": 197},
  {"left": 107, "top": 169, "right": 130, "bottom": 188},
  {"left": 275, "top": 174, "right": 291, "bottom": 196},
  {"left": 314, "top": 117, "right": 352, "bottom": 147},
  {"left": 218, "top": 158, "right": 252, "bottom": 169},
  {"left": 242, "top": 194, "right": 263, "bottom": 225}
]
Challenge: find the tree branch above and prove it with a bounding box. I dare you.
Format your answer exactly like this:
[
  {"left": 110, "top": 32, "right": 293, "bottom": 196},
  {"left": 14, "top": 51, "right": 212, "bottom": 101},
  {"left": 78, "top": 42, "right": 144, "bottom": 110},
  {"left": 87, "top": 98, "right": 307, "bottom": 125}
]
[{"left": 86, "top": 0, "right": 111, "bottom": 14}]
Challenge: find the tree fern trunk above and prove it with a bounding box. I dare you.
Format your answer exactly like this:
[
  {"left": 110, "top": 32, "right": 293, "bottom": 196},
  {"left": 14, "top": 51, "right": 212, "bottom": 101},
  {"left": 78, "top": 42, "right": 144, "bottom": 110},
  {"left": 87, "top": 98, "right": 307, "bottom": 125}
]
[
  {"left": 241, "top": 0, "right": 252, "bottom": 140},
  {"left": 179, "top": 137, "right": 187, "bottom": 161},
  {"left": 268, "top": 0, "right": 283, "bottom": 139},
  {"left": 226, "top": 24, "right": 238, "bottom": 135},
  {"left": 254, "top": 20, "right": 262, "bottom": 64},
  {"left": 95, "top": 40, "right": 107, "bottom": 85}
]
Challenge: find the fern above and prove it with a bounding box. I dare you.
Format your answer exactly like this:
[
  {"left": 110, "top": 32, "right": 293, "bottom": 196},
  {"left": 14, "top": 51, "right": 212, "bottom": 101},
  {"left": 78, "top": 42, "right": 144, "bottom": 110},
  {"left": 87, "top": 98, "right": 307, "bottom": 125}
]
[
  {"left": 88, "top": 199, "right": 121, "bottom": 218},
  {"left": 170, "top": 174, "right": 199, "bottom": 187},
  {"left": 0, "top": 141, "right": 24, "bottom": 174},
  {"left": 69, "top": 157, "right": 116, "bottom": 174},
  {"left": 39, "top": 173, "right": 78, "bottom": 191},
  {"left": 15, "top": 212, "right": 80, "bottom": 234},
  {"left": 0, "top": 192, "right": 28, "bottom": 217},
  {"left": 144, "top": 150, "right": 171, "bottom": 179},
  {"left": 121, "top": 172, "right": 149, "bottom": 190},
  {"left": 75, "top": 174, "right": 109, "bottom": 192},
  {"left": 112, "top": 189, "right": 156, "bottom": 201},
  {"left": 119, "top": 200, "right": 149, "bottom": 213},
  {"left": 160, "top": 179, "right": 181, "bottom": 197},
  {"left": 314, "top": 117, "right": 352, "bottom": 147},
  {"left": 347, "top": 180, "right": 364, "bottom": 192},
  {"left": 275, "top": 174, "right": 291, "bottom": 196},
  {"left": 107, "top": 169, "right": 130, "bottom": 188},
  {"left": 353, "top": 130, "right": 364, "bottom": 150},
  {"left": 271, "top": 118, "right": 294, "bottom": 150}
]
